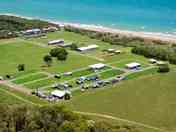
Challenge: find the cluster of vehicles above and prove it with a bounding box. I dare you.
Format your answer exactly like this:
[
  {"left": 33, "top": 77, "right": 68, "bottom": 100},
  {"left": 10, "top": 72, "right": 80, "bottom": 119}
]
[{"left": 80, "top": 75, "right": 126, "bottom": 90}]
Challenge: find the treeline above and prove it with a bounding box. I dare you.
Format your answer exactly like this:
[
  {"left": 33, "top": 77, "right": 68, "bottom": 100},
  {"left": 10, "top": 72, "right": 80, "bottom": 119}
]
[
  {"left": 132, "top": 45, "right": 176, "bottom": 64},
  {"left": 0, "top": 105, "right": 140, "bottom": 132},
  {"left": 0, "top": 15, "right": 54, "bottom": 39},
  {"left": 64, "top": 25, "right": 172, "bottom": 47}
]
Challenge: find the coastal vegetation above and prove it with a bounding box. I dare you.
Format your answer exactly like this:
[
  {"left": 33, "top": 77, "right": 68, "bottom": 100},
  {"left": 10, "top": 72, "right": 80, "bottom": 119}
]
[
  {"left": 131, "top": 45, "right": 176, "bottom": 64},
  {"left": 0, "top": 15, "right": 55, "bottom": 39},
  {"left": 64, "top": 25, "right": 172, "bottom": 47}
]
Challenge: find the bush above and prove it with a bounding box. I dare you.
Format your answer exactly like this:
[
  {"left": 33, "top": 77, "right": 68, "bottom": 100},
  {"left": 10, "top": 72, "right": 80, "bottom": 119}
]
[
  {"left": 17, "top": 64, "right": 25, "bottom": 71},
  {"left": 0, "top": 15, "right": 55, "bottom": 39},
  {"left": 158, "top": 64, "right": 170, "bottom": 73},
  {"left": 132, "top": 45, "right": 176, "bottom": 64},
  {"left": 43, "top": 55, "right": 52, "bottom": 67}
]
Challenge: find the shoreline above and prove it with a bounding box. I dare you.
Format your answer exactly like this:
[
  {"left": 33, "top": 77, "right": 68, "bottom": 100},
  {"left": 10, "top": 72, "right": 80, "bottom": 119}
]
[{"left": 1, "top": 13, "right": 176, "bottom": 43}]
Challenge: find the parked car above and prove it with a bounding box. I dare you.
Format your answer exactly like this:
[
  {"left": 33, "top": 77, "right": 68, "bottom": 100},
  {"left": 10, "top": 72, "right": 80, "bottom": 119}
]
[{"left": 87, "top": 75, "right": 99, "bottom": 81}]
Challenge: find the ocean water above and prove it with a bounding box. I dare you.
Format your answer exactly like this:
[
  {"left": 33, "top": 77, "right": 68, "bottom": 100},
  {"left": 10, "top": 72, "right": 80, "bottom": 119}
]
[{"left": 0, "top": 0, "right": 176, "bottom": 33}]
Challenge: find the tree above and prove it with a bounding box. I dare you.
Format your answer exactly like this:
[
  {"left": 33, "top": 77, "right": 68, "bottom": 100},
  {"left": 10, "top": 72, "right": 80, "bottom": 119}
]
[
  {"left": 49, "top": 47, "right": 68, "bottom": 61},
  {"left": 17, "top": 64, "right": 25, "bottom": 71},
  {"left": 169, "top": 53, "right": 176, "bottom": 64},
  {"left": 50, "top": 48, "right": 61, "bottom": 57},
  {"left": 158, "top": 63, "right": 170, "bottom": 73},
  {"left": 43, "top": 55, "right": 52, "bottom": 67},
  {"left": 56, "top": 48, "right": 68, "bottom": 61}
]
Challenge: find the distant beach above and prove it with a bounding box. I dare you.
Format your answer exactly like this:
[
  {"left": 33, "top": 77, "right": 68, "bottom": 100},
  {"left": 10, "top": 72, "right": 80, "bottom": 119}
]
[{"left": 1, "top": 13, "right": 176, "bottom": 44}]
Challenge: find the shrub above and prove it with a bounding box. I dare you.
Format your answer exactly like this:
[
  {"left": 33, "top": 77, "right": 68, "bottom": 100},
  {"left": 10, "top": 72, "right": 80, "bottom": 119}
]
[
  {"left": 17, "top": 64, "right": 25, "bottom": 71},
  {"left": 158, "top": 64, "right": 170, "bottom": 73}
]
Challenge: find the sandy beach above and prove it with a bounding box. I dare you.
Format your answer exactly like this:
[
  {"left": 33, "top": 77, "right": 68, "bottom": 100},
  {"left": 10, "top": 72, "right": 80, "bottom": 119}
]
[
  {"left": 2, "top": 13, "right": 176, "bottom": 44},
  {"left": 65, "top": 23, "right": 176, "bottom": 44}
]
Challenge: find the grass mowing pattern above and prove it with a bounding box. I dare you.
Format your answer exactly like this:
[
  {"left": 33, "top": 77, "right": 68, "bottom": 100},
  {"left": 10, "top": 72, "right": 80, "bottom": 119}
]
[
  {"left": 126, "top": 67, "right": 158, "bottom": 80},
  {"left": 12, "top": 73, "right": 48, "bottom": 84},
  {"left": 24, "top": 78, "right": 59, "bottom": 89},
  {"left": 99, "top": 69, "right": 124, "bottom": 79}
]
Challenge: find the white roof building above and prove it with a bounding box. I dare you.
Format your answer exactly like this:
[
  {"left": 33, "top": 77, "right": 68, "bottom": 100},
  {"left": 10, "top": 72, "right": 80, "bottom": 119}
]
[
  {"left": 48, "top": 39, "right": 64, "bottom": 45},
  {"left": 51, "top": 90, "right": 66, "bottom": 98},
  {"left": 77, "top": 45, "right": 99, "bottom": 52},
  {"left": 89, "top": 63, "right": 106, "bottom": 69},
  {"left": 126, "top": 62, "right": 141, "bottom": 69},
  {"left": 51, "top": 90, "right": 71, "bottom": 98}
]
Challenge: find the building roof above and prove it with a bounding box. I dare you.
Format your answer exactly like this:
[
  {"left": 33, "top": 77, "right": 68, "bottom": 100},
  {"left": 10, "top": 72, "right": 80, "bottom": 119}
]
[
  {"left": 48, "top": 39, "right": 64, "bottom": 44},
  {"left": 126, "top": 62, "right": 141, "bottom": 68},
  {"left": 77, "top": 45, "right": 99, "bottom": 51},
  {"left": 51, "top": 90, "right": 65, "bottom": 98},
  {"left": 89, "top": 63, "right": 106, "bottom": 69}
]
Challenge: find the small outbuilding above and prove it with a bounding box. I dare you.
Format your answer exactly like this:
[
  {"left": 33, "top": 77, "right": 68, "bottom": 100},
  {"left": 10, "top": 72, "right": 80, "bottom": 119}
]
[
  {"left": 77, "top": 45, "right": 99, "bottom": 52},
  {"left": 89, "top": 63, "right": 106, "bottom": 70},
  {"left": 126, "top": 62, "right": 141, "bottom": 69},
  {"left": 48, "top": 39, "right": 65, "bottom": 45},
  {"left": 51, "top": 90, "right": 71, "bottom": 99}
]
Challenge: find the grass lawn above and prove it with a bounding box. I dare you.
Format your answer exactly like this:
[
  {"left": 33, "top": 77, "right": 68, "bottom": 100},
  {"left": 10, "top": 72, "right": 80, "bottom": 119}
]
[
  {"left": 0, "top": 85, "right": 25, "bottom": 105},
  {"left": 67, "top": 71, "right": 176, "bottom": 131},
  {"left": 0, "top": 40, "right": 49, "bottom": 75},
  {"left": 0, "top": 85, "right": 47, "bottom": 105},
  {"left": 0, "top": 39, "right": 98, "bottom": 76},
  {"left": 28, "top": 31, "right": 111, "bottom": 48},
  {"left": 126, "top": 67, "right": 158, "bottom": 80},
  {"left": 24, "top": 77, "right": 58, "bottom": 89},
  {"left": 12, "top": 73, "right": 48, "bottom": 84},
  {"left": 99, "top": 69, "right": 124, "bottom": 79}
]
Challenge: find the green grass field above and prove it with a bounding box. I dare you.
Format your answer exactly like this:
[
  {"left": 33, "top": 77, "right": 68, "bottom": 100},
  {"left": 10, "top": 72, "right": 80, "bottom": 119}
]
[
  {"left": 67, "top": 72, "right": 176, "bottom": 131},
  {"left": 12, "top": 73, "right": 48, "bottom": 84},
  {"left": 0, "top": 85, "right": 47, "bottom": 105},
  {"left": 1, "top": 30, "right": 176, "bottom": 131}
]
